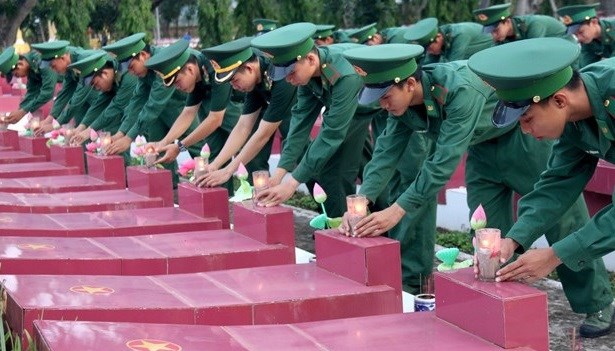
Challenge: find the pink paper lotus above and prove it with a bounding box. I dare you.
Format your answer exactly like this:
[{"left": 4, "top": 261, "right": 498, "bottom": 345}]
[
  {"left": 89, "top": 129, "right": 98, "bottom": 141},
  {"left": 50, "top": 130, "right": 60, "bottom": 139},
  {"left": 133, "top": 146, "right": 145, "bottom": 157},
  {"left": 178, "top": 159, "right": 195, "bottom": 177},
  {"left": 134, "top": 135, "right": 147, "bottom": 147},
  {"left": 200, "top": 143, "right": 210, "bottom": 159},
  {"left": 51, "top": 119, "right": 60, "bottom": 129},
  {"left": 85, "top": 142, "right": 98, "bottom": 153},
  {"left": 313, "top": 183, "right": 327, "bottom": 204},
  {"left": 235, "top": 162, "right": 248, "bottom": 180},
  {"left": 470, "top": 204, "right": 487, "bottom": 230}
]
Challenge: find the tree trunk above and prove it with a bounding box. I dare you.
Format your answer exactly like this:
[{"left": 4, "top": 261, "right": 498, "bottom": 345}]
[{"left": 0, "top": 0, "right": 39, "bottom": 47}]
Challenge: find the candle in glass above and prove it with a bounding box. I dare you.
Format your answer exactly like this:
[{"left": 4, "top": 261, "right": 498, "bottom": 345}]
[
  {"left": 98, "top": 131, "right": 111, "bottom": 155},
  {"left": 0, "top": 114, "right": 7, "bottom": 131},
  {"left": 63, "top": 125, "right": 74, "bottom": 146},
  {"left": 193, "top": 156, "right": 208, "bottom": 180},
  {"left": 252, "top": 170, "right": 269, "bottom": 200},
  {"left": 144, "top": 146, "right": 157, "bottom": 168},
  {"left": 29, "top": 117, "right": 40, "bottom": 133},
  {"left": 475, "top": 228, "right": 501, "bottom": 282},
  {"left": 346, "top": 194, "right": 368, "bottom": 237}
]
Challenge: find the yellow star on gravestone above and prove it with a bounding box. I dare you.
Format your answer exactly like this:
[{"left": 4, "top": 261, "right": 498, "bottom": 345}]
[
  {"left": 125, "top": 339, "right": 182, "bottom": 351},
  {"left": 17, "top": 243, "right": 55, "bottom": 250},
  {"left": 69, "top": 285, "right": 115, "bottom": 295}
]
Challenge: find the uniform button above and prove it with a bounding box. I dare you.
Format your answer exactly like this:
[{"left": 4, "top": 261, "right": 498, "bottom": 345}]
[
  {"left": 430, "top": 86, "right": 435, "bottom": 91},
  {"left": 321, "top": 64, "right": 327, "bottom": 69},
  {"left": 605, "top": 100, "right": 610, "bottom": 107},
  {"left": 427, "top": 105, "right": 434, "bottom": 111},
  {"left": 578, "top": 260, "right": 585, "bottom": 267}
]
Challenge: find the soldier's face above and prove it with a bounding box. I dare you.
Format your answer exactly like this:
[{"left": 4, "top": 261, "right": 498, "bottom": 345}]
[
  {"left": 174, "top": 63, "right": 198, "bottom": 93},
  {"left": 91, "top": 67, "right": 115, "bottom": 92},
  {"left": 378, "top": 83, "right": 413, "bottom": 116},
  {"left": 128, "top": 53, "right": 148, "bottom": 78},
  {"left": 315, "top": 37, "right": 334, "bottom": 46},
  {"left": 427, "top": 35, "right": 444, "bottom": 55},
  {"left": 491, "top": 19, "right": 512, "bottom": 42},
  {"left": 230, "top": 66, "right": 258, "bottom": 92},
  {"left": 50, "top": 53, "right": 70, "bottom": 74},
  {"left": 12, "top": 59, "right": 29, "bottom": 78},
  {"left": 519, "top": 95, "right": 568, "bottom": 140},
  {"left": 366, "top": 33, "right": 383, "bottom": 46},
  {"left": 285, "top": 56, "right": 317, "bottom": 86},
  {"left": 575, "top": 20, "right": 601, "bottom": 44}
]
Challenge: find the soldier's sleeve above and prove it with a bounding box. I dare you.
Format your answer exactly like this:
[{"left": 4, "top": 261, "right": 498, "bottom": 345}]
[
  {"left": 50, "top": 75, "right": 78, "bottom": 117},
  {"left": 506, "top": 138, "right": 600, "bottom": 270},
  {"left": 359, "top": 116, "right": 411, "bottom": 202},
  {"left": 579, "top": 46, "right": 601, "bottom": 68},
  {"left": 395, "top": 84, "right": 485, "bottom": 214},
  {"left": 80, "top": 91, "right": 113, "bottom": 127},
  {"left": 19, "top": 68, "right": 57, "bottom": 113},
  {"left": 262, "top": 79, "right": 296, "bottom": 123},
  {"left": 208, "top": 80, "right": 232, "bottom": 112},
  {"left": 525, "top": 18, "right": 555, "bottom": 38},
  {"left": 291, "top": 75, "right": 362, "bottom": 183},
  {"left": 118, "top": 78, "right": 146, "bottom": 135},
  {"left": 89, "top": 74, "right": 138, "bottom": 131},
  {"left": 57, "top": 85, "right": 97, "bottom": 124},
  {"left": 447, "top": 32, "right": 473, "bottom": 61},
  {"left": 276, "top": 86, "right": 322, "bottom": 172}
]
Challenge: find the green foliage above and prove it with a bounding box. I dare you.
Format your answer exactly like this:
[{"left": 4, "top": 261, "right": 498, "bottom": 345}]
[
  {"left": 355, "top": 0, "right": 398, "bottom": 29},
  {"left": 435, "top": 228, "right": 474, "bottom": 254},
  {"left": 278, "top": 0, "right": 323, "bottom": 24},
  {"left": 116, "top": 0, "right": 155, "bottom": 41},
  {"left": 197, "top": 0, "right": 234, "bottom": 48},
  {"left": 284, "top": 192, "right": 319, "bottom": 212},
  {"left": 424, "top": 0, "right": 481, "bottom": 24},
  {"left": 47, "top": 0, "right": 95, "bottom": 47},
  {"left": 89, "top": 0, "right": 120, "bottom": 33},
  {"left": 233, "top": 0, "right": 278, "bottom": 37}
]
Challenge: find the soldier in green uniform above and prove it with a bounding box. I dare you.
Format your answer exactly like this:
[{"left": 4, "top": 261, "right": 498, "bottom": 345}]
[
  {"left": 347, "top": 22, "right": 411, "bottom": 45},
  {"left": 473, "top": 3, "right": 566, "bottom": 44},
  {"left": 469, "top": 37, "right": 615, "bottom": 338},
  {"left": 404, "top": 17, "right": 493, "bottom": 65},
  {"left": 66, "top": 51, "right": 138, "bottom": 143},
  {"left": 251, "top": 23, "right": 374, "bottom": 218},
  {"left": 30, "top": 41, "right": 98, "bottom": 132},
  {"left": 142, "top": 39, "right": 243, "bottom": 191},
  {"left": 557, "top": 3, "right": 615, "bottom": 67},
  {"left": 195, "top": 36, "right": 297, "bottom": 187},
  {"left": 313, "top": 25, "right": 336, "bottom": 46},
  {"left": 0, "top": 47, "right": 57, "bottom": 124},
  {"left": 253, "top": 19, "right": 279, "bottom": 36}
]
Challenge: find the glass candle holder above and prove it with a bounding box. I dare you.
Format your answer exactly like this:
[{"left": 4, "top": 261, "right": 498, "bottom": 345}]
[
  {"left": 63, "top": 125, "right": 74, "bottom": 146},
  {"left": 98, "top": 131, "right": 111, "bottom": 155},
  {"left": 346, "top": 194, "right": 368, "bottom": 237},
  {"left": 144, "top": 146, "right": 157, "bottom": 168},
  {"left": 29, "top": 116, "right": 40, "bottom": 134},
  {"left": 475, "top": 228, "right": 501, "bottom": 282},
  {"left": 0, "top": 114, "right": 7, "bottom": 131},
  {"left": 193, "top": 156, "right": 208, "bottom": 180},
  {"left": 252, "top": 170, "right": 270, "bottom": 205}
]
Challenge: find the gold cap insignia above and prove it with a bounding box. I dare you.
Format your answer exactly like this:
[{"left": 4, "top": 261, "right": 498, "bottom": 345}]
[
  {"left": 256, "top": 24, "right": 264, "bottom": 31},
  {"left": 561, "top": 15, "right": 573, "bottom": 25},
  {"left": 352, "top": 65, "right": 367, "bottom": 77},
  {"left": 532, "top": 95, "right": 541, "bottom": 103},
  {"left": 477, "top": 14, "right": 488, "bottom": 22}
]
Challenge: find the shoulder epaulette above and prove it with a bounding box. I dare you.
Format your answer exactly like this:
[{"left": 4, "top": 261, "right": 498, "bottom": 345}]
[
  {"left": 430, "top": 83, "right": 448, "bottom": 105},
  {"left": 322, "top": 63, "right": 341, "bottom": 85}
]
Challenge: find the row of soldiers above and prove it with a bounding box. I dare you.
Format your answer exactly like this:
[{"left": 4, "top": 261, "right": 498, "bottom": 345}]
[{"left": 0, "top": 2, "right": 614, "bottom": 338}]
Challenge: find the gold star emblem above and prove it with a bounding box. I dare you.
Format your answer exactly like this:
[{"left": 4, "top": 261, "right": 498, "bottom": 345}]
[
  {"left": 17, "top": 243, "right": 55, "bottom": 251},
  {"left": 69, "top": 285, "right": 115, "bottom": 295},
  {"left": 477, "top": 14, "right": 488, "bottom": 22},
  {"left": 126, "top": 339, "right": 182, "bottom": 351},
  {"left": 561, "top": 15, "right": 573, "bottom": 25},
  {"left": 256, "top": 24, "right": 264, "bottom": 32}
]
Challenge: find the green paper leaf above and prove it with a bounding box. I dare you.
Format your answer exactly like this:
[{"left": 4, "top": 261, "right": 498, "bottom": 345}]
[{"left": 309, "top": 214, "right": 328, "bottom": 229}]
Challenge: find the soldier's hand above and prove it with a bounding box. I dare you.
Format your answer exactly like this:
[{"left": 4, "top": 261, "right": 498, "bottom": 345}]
[
  {"left": 201, "top": 167, "right": 233, "bottom": 187},
  {"left": 496, "top": 248, "right": 561, "bottom": 284},
  {"left": 499, "top": 238, "right": 519, "bottom": 264},
  {"left": 255, "top": 181, "right": 296, "bottom": 207},
  {"left": 33, "top": 121, "right": 54, "bottom": 137},
  {"left": 338, "top": 211, "right": 352, "bottom": 236},
  {"left": 71, "top": 129, "right": 91, "bottom": 146},
  {"left": 353, "top": 203, "right": 405, "bottom": 237},
  {"left": 154, "top": 143, "right": 180, "bottom": 164},
  {"left": 104, "top": 136, "right": 131, "bottom": 155},
  {"left": 5, "top": 109, "right": 27, "bottom": 124}
]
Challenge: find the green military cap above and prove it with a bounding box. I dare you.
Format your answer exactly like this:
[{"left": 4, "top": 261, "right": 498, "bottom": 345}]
[
  {"left": 313, "top": 25, "right": 336, "bottom": 40},
  {"left": 468, "top": 38, "right": 580, "bottom": 128},
  {"left": 0, "top": 47, "right": 19, "bottom": 82},
  {"left": 68, "top": 50, "right": 115, "bottom": 86},
  {"left": 253, "top": 18, "right": 279, "bottom": 35},
  {"left": 473, "top": 3, "right": 511, "bottom": 33},
  {"left": 202, "top": 36, "right": 254, "bottom": 83},
  {"left": 343, "top": 43, "right": 424, "bottom": 105},
  {"left": 347, "top": 23, "right": 378, "bottom": 44},
  {"left": 251, "top": 22, "right": 317, "bottom": 81},
  {"left": 103, "top": 33, "right": 146, "bottom": 71},
  {"left": 404, "top": 18, "right": 439, "bottom": 47},
  {"left": 557, "top": 3, "right": 600, "bottom": 35},
  {"left": 145, "top": 39, "right": 191, "bottom": 87},
  {"left": 31, "top": 40, "right": 70, "bottom": 68}
]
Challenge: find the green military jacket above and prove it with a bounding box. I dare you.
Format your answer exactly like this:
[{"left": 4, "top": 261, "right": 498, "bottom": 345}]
[
  {"left": 360, "top": 61, "right": 514, "bottom": 215},
  {"left": 185, "top": 51, "right": 238, "bottom": 133},
  {"left": 579, "top": 19, "right": 615, "bottom": 68},
  {"left": 241, "top": 54, "right": 297, "bottom": 140},
  {"left": 19, "top": 52, "right": 57, "bottom": 113},
  {"left": 507, "top": 58, "right": 615, "bottom": 271},
  {"left": 49, "top": 47, "right": 82, "bottom": 117},
  {"left": 81, "top": 71, "right": 138, "bottom": 134},
  {"left": 118, "top": 46, "right": 187, "bottom": 140},
  {"left": 56, "top": 84, "right": 99, "bottom": 125},
  {"left": 381, "top": 27, "right": 410, "bottom": 44},
  {"left": 424, "top": 23, "right": 493, "bottom": 64},
  {"left": 276, "top": 44, "right": 376, "bottom": 184},
  {"left": 499, "top": 15, "right": 567, "bottom": 44}
]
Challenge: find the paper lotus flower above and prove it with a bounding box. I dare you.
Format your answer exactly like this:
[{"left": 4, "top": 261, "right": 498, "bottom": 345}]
[
  {"left": 51, "top": 119, "right": 60, "bottom": 129},
  {"left": 200, "top": 143, "right": 210, "bottom": 159},
  {"left": 85, "top": 142, "right": 98, "bottom": 153},
  {"left": 178, "top": 159, "right": 195, "bottom": 177},
  {"left": 50, "top": 130, "right": 60, "bottom": 139},
  {"left": 313, "top": 183, "right": 327, "bottom": 204},
  {"left": 134, "top": 135, "right": 147, "bottom": 147},
  {"left": 133, "top": 146, "right": 145, "bottom": 157},
  {"left": 235, "top": 162, "right": 248, "bottom": 180},
  {"left": 470, "top": 204, "right": 487, "bottom": 231},
  {"left": 89, "top": 129, "right": 99, "bottom": 141}
]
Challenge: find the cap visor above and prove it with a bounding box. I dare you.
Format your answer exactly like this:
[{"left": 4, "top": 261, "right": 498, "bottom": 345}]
[
  {"left": 482, "top": 24, "right": 497, "bottom": 34},
  {"left": 82, "top": 74, "right": 94, "bottom": 86},
  {"left": 566, "top": 24, "right": 582, "bottom": 35},
  {"left": 39, "top": 60, "right": 51, "bottom": 69},
  {"left": 492, "top": 100, "right": 530, "bottom": 128},
  {"left": 269, "top": 63, "right": 296, "bottom": 81},
  {"left": 214, "top": 69, "right": 236, "bottom": 83},
  {"left": 358, "top": 85, "right": 392, "bottom": 106}
]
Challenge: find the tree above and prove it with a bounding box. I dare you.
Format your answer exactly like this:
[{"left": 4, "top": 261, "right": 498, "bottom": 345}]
[
  {"left": 355, "top": 0, "right": 398, "bottom": 28},
  {"left": 233, "top": 0, "right": 278, "bottom": 37},
  {"left": 198, "top": 0, "right": 233, "bottom": 48},
  {"left": 425, "top": 0, "right": 481, "bottom": 24},
  {"left": 0, "top": 0, "right": 39, "bottom": 47},
  {"left": 399, "top": 0, "right": 430, "bottom": 24},
  {"left": 278, "top": 0, "right": 323, "bottom": 24},
  {"left": 160, "top": 0, "right": 197, "bottom": 38},
  {"left": 48, "top": 0, "right": 95, "bottom": 47},
  {"left": 116, "top": 0, "right": 155, "bottom": 41}
]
